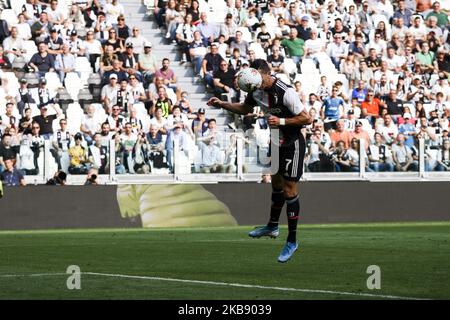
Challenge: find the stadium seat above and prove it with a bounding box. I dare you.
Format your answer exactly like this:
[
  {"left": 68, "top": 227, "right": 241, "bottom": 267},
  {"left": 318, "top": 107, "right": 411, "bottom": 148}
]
[
  {"left": 22, "top": 41, "right": 38, "bottom": 62},
  {"left": 11, "top": 0, "right": 26, "bottom": 15},
  {"left": 45, "top": 72, "right": 63, "bottom": 94},
  {"left": 65, "top": 103, "right": 84, "bottom": 135},
  {"left": 1, "top": 9, "right": 18, "bottom": 26},
  {"left": 248, "top": 43, "right": 266, "bottom": 60},
  {"left": 64, "top": 72, "right": 83, "bottom": 100}
]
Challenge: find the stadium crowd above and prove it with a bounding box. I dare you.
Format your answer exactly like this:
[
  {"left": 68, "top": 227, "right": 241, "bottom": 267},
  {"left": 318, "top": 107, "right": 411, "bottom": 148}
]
[{"left": 0, "top": 0, "right": 449, "bottom": 186}]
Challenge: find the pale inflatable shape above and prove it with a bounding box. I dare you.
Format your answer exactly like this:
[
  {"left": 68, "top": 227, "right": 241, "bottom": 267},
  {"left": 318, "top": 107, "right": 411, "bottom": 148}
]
[
  {"left": 236, "top": 68, "right": 262, "bottom": 93},
  {"left": 117, "top": 184, "right": 238, "bottom": 228}
]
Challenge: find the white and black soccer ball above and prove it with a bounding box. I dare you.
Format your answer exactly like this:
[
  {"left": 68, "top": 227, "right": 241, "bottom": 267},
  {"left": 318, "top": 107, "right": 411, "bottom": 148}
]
[{"left": 236, "top": 68, "right": 262, "bottom": 93}]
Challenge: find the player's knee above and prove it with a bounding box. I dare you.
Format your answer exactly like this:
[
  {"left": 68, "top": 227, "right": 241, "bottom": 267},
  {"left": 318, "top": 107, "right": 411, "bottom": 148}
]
[{"left": 283, "top": 183, "right": 298, "bottom": 198}]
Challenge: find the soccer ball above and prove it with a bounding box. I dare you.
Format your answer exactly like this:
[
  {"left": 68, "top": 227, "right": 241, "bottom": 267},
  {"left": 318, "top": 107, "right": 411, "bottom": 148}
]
[{"left": 236, "top": 68, "right": 262, "bottom": 93}]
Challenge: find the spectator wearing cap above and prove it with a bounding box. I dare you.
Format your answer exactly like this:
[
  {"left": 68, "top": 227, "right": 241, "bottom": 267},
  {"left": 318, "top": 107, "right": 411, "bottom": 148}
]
[
  {"left": 189, "top": 31, "right": 208, "bottom": 76},
  {"left": 93, "top": 12, "right": 113, "bottom": 43},
  {"left": 125, "top": 27, "right": 148, "bottom": 55},
  {"left": 197, "top": 12, "right": 217, "bottom": 45},
  {"left": 201, "top": 43, "right": 224, "bottom": 88},
  {"left": 31, "top": 12, "right": 53, "bottom": 42},
  {"left": 0, "top": 158, "right": 26, "bottom": 186},
  {"left": 426, "top": 1, "right": 449, "bottom": 28},
  {"left": 36, "top": 78, "right": 55, "bottom": 108},
  {"left": 29, "top": 42, "right": 55, "bottom": 77},
  {"left": 296, "top": 16, "right": 311, "bottom": 41},
  {"left": 67, "top": 30, "right": 85, "bottom": 57},
  {"left": 398, "top": 113, "right": 416, "bottom": 147},
  {"left": 55, "top": 43, "right": 76, "bottom": 82},
  {"left": 220, "top": 13, "right": 237, "bottom": 44},
  {"left": 192, "top": 108, "right": 209, "bottom": 140},
  {"left": 101, "top": 73, "right": 119, "bottom": 114},
  {"left": 44, "top": 27, "right": 64, "bottom": 56},
  {"left": 119, "top": 42, "right": 142, "bottom": 81},
  {"left": 139, "top": 42, "right": 157, "bottom": 87},
  {"left": 32, "top": 100, "right": 62, "bottom": 140},
  {"left": 68, "top": 133, "right": 89, "bottom": 174},
  {"left": 213, "top": 59, "right": 239, "bottom": 102},
  {"left": 350, "top": 121, "right": 371, "bottom": 150}
]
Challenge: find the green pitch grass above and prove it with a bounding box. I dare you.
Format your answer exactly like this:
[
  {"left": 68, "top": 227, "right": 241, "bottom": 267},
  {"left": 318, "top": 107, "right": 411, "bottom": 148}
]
[{"left": 0, "top": 222, "right": 449, "bottom": 300}]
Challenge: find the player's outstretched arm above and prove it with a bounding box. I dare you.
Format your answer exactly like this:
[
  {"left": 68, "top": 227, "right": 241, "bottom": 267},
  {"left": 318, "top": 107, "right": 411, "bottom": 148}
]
[
  {"left": 268, "top": 110, "right": 312, "bottom": 127},
  {"left": 207, "top": 97, "right": 253, "bottom": 115}
]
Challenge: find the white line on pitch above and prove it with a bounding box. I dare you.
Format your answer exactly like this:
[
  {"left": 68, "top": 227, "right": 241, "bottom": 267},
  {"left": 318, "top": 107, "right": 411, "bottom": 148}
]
[
  {"left": 85, "top": 272, "right": 426, "bottom": 300},
  {"left": 0, "top": 272, "right": 428, "bottom": 300}
]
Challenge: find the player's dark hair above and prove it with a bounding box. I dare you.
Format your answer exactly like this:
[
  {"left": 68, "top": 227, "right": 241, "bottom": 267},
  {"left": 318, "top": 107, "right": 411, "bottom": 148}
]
[{"left": 250, "top": 59, "right": 270, "bottom": 74}]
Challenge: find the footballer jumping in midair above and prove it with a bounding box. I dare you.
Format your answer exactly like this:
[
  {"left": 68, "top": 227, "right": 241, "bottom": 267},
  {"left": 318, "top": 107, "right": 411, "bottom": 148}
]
[{"left": 207, "top": 59, "right": 312, "bottom": 262}]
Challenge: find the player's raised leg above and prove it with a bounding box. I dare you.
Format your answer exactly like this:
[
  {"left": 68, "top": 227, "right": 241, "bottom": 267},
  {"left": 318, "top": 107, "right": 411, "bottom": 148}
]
[{"left": 248, "top": 174, "right": 284, "bottom": 238}]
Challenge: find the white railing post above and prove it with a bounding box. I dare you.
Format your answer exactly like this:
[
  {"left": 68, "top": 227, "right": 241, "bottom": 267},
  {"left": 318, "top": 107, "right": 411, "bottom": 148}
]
[
  {"left": 43, "top": 140, "right": 52, "bottom": 182},
  {"left": 359, "top": 138, "right": 365, "bottom": 179},
  {"left": 109, "top": 139, "right": 116, "bottom": 183},
  {"left": 419, "top": 138, "right": 425, "bottom": 178},
  {"left": 236, "top": 136, "right": 244, "bottom": 180},
  {"left": 173, "top": 139, "right": 179, "bottom": 181}
]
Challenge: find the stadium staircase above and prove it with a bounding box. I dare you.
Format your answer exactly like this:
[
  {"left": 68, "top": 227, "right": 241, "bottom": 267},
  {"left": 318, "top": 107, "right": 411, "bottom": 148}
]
[{"left": 121, "top": 0, "right": 231, "bottom": 131}]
